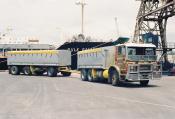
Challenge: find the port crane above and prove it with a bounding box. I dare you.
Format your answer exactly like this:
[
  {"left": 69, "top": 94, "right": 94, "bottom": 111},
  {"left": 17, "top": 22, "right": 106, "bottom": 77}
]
[{"left": 133, "top": 0, "right": 175, "bottom": 69}]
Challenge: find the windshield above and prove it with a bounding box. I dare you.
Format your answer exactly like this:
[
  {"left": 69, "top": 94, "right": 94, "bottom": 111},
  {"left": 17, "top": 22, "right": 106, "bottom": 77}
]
[{"left": 127, "top": 47, "right": 156, "bottom": 61}]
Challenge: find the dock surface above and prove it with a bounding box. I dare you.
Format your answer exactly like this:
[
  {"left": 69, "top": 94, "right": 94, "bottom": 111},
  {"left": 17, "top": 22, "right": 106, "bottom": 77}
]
[{"left": 0, "top": 72, "right": 175, "bottom": 119}]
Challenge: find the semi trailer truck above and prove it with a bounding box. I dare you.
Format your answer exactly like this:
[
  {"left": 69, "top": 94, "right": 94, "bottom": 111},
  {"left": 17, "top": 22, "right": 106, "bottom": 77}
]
[
  {"left": 7, "top": 50, "right": 71, "bottom": 77},
  {"left": 77, "top": 43, "right": 162, "bottom": 86}
]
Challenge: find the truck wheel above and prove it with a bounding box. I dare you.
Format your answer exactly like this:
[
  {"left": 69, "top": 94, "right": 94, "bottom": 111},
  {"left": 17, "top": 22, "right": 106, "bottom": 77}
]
[
  {"left": 111, "top": 70, "right": 120, "bottom": 86},
  {"left": 61, "top": 72, "right": 71, "bottom": 77},
  {"left": 140, "top": 80, "right": 149, "bottom": 86},
  {"left": 23, "top": 66, "right": 32, "bottom": 75},
  {"left": 87, "top": 69, "right": 94, "bottom": 82},
  {"left": 10, "top": 66, "right": 20, "bottom": 75},
  {"left": 47, "top": 67, "right": 57, "bottom": 77},
  {"left": 81, "top": 69, "right": 88, "bottom": 81}
]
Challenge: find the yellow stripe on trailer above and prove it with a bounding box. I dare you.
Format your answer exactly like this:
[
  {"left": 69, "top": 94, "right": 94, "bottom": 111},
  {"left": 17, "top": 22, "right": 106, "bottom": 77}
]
[
  {"left": 7, "top": 50, "right": 58, "bottom": 55},
  {"left": 78, "top": 48, "right": 102, "bottom": 54}
]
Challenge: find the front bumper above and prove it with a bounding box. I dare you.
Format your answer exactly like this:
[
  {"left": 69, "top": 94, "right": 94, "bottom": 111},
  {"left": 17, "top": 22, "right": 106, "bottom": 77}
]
[{"left": 126, "top": 64, "right": 162, "bottom": 81}]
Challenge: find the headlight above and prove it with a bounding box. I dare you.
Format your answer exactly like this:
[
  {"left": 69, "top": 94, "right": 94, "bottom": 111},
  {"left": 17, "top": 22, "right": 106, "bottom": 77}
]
[{"left": 130, "top": 66, "right": 138, "bottom": 72}]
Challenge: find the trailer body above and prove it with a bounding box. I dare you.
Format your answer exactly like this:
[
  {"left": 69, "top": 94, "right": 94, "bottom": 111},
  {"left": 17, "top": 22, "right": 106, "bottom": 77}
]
[
  {"left": 78, "top": 47, "right": 116, "bottom": 69},
  {"left": 78, "top": 43, "right": 162, "bottom": 86},
  {"left": 7, "top": 50, "right": 71, "bottom": 77}
]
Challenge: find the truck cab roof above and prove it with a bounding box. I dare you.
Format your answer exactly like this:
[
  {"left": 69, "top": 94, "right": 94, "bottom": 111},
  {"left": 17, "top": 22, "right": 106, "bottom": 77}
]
[{"left": 116, "top": 43, "right": 156, "bottom": 48}]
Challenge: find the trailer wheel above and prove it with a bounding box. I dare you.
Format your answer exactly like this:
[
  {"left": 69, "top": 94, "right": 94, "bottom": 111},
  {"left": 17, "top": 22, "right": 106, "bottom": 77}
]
[
  {"left": 47, "top": 67, "right": 57, "bottom": 77},
  {"left": 10, "top": 66, "right": 20, "bottom": 75},
  {"left": 61, "top": 72, "right": 71, "bottom": 77},
  {"left": 81, "top": 69, "right": 88, "bottom": 81},
  {"left": 87, "top": 69, "right": 94, "bottom": 82},
  {"left": 140, "top": 80, "right": 149, "bottom": 86},
  {"left": 23, "top": 66, "right": 32, "bottom": 75},
  {"left": 110, "top": 70, "right": 120, "bottom": 86}
]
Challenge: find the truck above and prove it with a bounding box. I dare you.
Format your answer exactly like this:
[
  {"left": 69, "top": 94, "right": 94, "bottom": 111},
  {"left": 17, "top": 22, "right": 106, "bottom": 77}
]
[
  {"left": 7, "top": 50, "right": 71, "bottom": 77},
  {"left": 77, "top": 43, "right": 162, "bottom": 86}
]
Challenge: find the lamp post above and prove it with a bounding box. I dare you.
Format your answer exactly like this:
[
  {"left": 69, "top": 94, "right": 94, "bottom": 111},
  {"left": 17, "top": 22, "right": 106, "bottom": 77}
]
[{"left": 76, "top": 0, "right": 87, "bottom": 35}]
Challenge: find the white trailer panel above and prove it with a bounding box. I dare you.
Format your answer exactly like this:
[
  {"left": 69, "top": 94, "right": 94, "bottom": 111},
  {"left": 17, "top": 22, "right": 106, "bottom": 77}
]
[
  {"left": 78, "top": 46, "right": 116, "bottom": 69},
  {"left": 7, "top": 50, "right": 71, "bottom": 66}
]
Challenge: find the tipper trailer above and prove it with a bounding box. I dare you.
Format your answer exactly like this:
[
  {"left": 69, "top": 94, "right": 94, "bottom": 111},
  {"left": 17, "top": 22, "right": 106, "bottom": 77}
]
[
  {"left": 7, "top": 50, "right": 71, "bottom": 77},
  {"left": 77, "top": 43, "right": 162, "bottom": 86}
]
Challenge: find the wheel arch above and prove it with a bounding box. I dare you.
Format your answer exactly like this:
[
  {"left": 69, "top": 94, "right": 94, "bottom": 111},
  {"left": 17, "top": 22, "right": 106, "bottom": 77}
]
[
  {"left": 107, "top": 65, "right": 121, "bottom": 85},
  {"left": 108, "top": 65, "right": 121, "bottom": 77}
]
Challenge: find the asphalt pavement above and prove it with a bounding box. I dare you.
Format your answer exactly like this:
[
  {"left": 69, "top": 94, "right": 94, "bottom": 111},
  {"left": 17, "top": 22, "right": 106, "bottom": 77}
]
[{"left": 0, "top": 72, "right": 175, "bottom": 119}]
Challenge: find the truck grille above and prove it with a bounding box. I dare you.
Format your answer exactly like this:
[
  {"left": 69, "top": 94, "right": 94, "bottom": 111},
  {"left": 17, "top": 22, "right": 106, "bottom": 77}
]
[{"left": 140, "top": 65, "right": 152, "bottom": 71}]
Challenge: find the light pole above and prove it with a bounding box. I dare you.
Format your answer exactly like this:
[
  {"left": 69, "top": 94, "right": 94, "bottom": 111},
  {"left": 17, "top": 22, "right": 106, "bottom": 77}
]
[{"left": 76, "top": 0, "right": 87, "bottom": 35}]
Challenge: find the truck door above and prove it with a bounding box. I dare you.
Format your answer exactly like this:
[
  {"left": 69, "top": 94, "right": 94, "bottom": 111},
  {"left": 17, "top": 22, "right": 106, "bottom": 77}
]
[{"left": 116, "top": 46, "right": 126, "bottom": 74}]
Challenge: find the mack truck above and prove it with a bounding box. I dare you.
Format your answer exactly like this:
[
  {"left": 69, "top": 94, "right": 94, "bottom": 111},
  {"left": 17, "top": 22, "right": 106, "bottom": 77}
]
[
  {"left": 77, "top": 43, "right": 162, "bottom": 86},
  {"left": 7, "top": 50, "right": 71, "bottom": 77}
]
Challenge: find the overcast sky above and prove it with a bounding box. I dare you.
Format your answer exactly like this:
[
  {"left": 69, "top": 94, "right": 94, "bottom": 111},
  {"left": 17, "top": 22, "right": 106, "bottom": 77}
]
[{"left": 0, "top": 0, "right": 174, "bottom": 46}]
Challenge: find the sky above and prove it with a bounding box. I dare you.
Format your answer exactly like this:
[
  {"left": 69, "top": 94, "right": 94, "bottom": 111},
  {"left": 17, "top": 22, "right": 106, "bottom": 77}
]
[{"left": 0, "top": 0, "right": 174, "bottom": 47}]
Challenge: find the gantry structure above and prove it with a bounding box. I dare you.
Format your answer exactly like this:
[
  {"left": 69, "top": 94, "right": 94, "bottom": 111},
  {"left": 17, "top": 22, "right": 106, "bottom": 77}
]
[{"left": 133, "top": 0, "right": 175, "bottom": 62}]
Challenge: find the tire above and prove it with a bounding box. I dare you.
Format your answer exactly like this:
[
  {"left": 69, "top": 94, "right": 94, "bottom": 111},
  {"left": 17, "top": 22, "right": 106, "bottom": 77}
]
[
  {"left": 81, "top": 69, "right": 88, "bottom": 81},
  {"left": 10, "top": 66, "right": 20, "bottom": 75},
  {"left": 140, "top": 80, "right": 149, "bottom": 86},
  {"left": 47, "top": 67, "right": 57, "bottom": 77},
  {"left": 61, "top": 72, "right": 71, "bottom": 77},
  {"left": 23, "top": 66, "right": 32, "bottom": 75},
  {"left": 110, "top": 70, "right": 120, "bottom": 86},
  {"left": 87, "top": 69, "right": 94, "bottom": 82}
]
